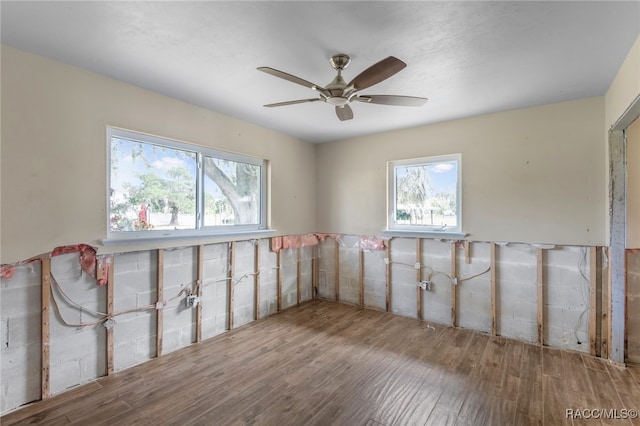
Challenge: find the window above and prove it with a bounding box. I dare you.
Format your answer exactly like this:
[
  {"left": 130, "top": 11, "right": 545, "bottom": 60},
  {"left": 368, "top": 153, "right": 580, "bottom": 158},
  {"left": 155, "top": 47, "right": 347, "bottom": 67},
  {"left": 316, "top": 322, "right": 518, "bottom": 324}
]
[
  {"left": 388, "top": 154, "right": 462, "bottom": 234},
  {"left": 107, "top": 127, "right": 268, "bottom": 240}
]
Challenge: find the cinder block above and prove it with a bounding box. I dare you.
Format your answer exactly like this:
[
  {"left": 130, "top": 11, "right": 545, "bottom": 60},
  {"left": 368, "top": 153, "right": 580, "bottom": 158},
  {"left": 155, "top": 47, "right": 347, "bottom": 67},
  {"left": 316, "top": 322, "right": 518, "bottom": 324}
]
[
  {"left": 114, "top": 339, "right": 137, "bottom": 371},
  {"left": 233, "top": 305, "right": 254, "bottom": 328},
  {"left": 546, "top": 246, "right": 584, "bottom": 267},
  {"left": 261, "top": 300, "right": 277, "bottom": 318},
  {"left": 114, "top": 252, "right": 140, "bottom": 274},
  {"left": 422, "top": 280, "right": 451, "bottom": 325},
  {"left": 161, "top": 322, "right": 195, "bottom": 355},
  {"left": 128, "top": 334, "right": 155, "bottom": 367},
  {"left": 282, "top": 291, "right": 296, "bottom": 309},
  {"left": 546, "top": 325, "right": 587, "bottom": 353},
  {"left": 392, "top": 294, "right": 417, "bottom": 319},
  {"left": 1, "top": 284, "right": 41, "bottom": 319},
  {"left": 364, "top": 286, "right": 385, "bottom": 311},
  {"left": 163, "top": 262, "right": 196, "bottom": 293},
  {"left": 500, "top": 317, "right": 537, "bottom": 343},
  {"left": 50, "top": 357, "right": 82, "bottom": 395},
  {"left": 113, "top": 268, "right": 155, "bottom": 299},
  {"left": 51, "top": 253, "right": 84, "bottom": 281},
  {"left": 390, "top": 238, "right": 415, "bottom": 267},
  {"left": 1, "top": 342, "right": 41, "bottom": 413},
  {"left": 422, "top": 239, "right": 451, "bottom": 257},
  {"left": 338, "top": 275, "right": 358, "bottom": 305},
  {"left": 203, "top": 243, "right": 228, "bottom": 261},
  {"left": 5, "top": 313, "right": 41, "bottom": 348},
  {"left": 499, "top": 244, "right": 537, "bottom": 264},
  {"left": 114, "top": 313, "right": 156, "bottom": 341},
  {"left": 458, "top": 282, "right": 491, "bottom": 334}
]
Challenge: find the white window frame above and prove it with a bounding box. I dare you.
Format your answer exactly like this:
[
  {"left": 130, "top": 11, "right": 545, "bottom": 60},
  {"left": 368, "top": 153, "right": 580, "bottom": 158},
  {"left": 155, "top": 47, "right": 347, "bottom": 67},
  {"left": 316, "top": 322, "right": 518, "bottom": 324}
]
[
  {"left": 386, "top": 153, "right": 463, "bottom": 236},
  {"left": 106, "top": 127, "right": 269, "bottom": 242}
]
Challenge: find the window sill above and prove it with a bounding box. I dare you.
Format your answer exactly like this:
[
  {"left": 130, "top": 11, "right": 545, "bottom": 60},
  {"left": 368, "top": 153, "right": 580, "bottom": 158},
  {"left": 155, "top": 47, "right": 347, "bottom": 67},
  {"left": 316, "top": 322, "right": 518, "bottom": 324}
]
[
  {"left": 97, "top": 229, "right": 276, "bottom": 255},
  {"left": 382, "top": 229, "right": 468, "bottom": 239}
]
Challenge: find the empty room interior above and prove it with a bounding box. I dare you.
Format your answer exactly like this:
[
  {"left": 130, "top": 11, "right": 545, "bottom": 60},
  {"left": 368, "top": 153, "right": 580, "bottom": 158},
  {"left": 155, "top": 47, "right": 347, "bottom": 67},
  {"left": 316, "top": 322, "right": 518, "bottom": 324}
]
[{"left": 2, "top": 1, "right": 640, "bottom": 425}]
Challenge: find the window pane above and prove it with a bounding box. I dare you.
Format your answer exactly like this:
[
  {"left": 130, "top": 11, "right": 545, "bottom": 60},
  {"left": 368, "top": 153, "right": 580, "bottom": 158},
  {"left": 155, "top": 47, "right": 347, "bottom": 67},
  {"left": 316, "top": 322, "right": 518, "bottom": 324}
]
[
  {"left": 110, "top": 137, "right": 197, "bottom": 232},
  {"left": 203, "top": 157, "right": 261, "bottom": 226},
  {"left": 395, "top": 160, "right": 458, "bottom": 229}
]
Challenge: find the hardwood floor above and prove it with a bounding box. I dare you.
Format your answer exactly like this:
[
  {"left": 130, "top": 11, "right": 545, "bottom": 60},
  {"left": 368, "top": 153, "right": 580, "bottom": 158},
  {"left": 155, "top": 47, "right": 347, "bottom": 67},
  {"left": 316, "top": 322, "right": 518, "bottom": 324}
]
[{"left": 3, "top": 300, "right": 640, "bottom": 425}]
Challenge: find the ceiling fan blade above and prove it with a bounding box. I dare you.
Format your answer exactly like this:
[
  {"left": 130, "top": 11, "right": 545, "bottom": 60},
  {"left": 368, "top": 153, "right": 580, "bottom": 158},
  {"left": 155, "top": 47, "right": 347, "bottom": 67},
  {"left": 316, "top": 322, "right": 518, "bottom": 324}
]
[
  {"left": 335, "top": 105, "right": 353, "bottom": 121},
  {"left": 354, "top": 95, "right": 428, "bottom": 106},
  {"left": 347, "top": 56, "right": 407, "bottom": 92},
  {"left": 264, "top": 98, "right": 321, "bottom": 107},
  {"left": 257, "top": 67, "right": 327, "bottom": 95}
]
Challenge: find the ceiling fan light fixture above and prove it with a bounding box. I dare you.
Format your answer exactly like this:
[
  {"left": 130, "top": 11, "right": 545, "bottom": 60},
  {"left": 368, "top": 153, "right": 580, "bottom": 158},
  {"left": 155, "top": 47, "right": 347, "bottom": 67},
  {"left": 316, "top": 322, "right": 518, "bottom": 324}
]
[{"left": 326, "top": 96, "right": 350, "bottom": 107}]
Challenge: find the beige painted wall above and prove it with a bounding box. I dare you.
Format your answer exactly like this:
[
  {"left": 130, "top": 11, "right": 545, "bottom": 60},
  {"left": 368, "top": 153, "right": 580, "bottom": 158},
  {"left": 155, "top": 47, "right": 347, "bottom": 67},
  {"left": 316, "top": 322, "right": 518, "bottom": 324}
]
[
  {"left": 605, "top": 34, "right": 640, "bottom": 130},
  {"left": 604, "top": 33, "right": 640, "bottom": 248},
  {"left": 1, "top": 46, "right": 316, "bottom": 263},
  {"left": 316, "top": 97, "right": 606, "bottom": 246},
  {"left": 627, "top": 117, "right": 640, "bottom": 248}
]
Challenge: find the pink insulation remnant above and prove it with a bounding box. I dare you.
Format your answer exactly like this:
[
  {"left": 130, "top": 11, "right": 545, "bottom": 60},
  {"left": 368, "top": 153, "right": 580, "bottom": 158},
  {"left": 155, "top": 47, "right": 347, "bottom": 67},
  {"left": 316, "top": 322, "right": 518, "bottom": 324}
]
[
  {"left": 51, "top": 244, "right": 97, "bottom": 278},
  {"left": 359, "top": 236, "right": 386, "bottom": 251},
  {"left": 0, "top": 265, "right": 15, "bottom": 279},
  {"left": 271, "top": 234, "right": 320, "bottom": 252},
  {"left": 271, "top": 237, "right": 283, "bottom": 253},
  {"left": 300, "top": 234, "right": 319, "bottom": 247},
  {"left": 282, "top": 235, "right": 301, "bottom": 249},
  {"left": 96, "top": 256, "right": 112, "bottom": 286}
]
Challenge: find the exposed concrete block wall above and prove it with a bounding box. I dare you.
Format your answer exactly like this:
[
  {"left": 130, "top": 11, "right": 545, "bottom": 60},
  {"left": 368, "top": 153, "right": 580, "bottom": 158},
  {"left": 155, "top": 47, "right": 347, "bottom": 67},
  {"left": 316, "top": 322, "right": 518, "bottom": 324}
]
[
  {"left": 390, "top": 238, "right": 419, "bottom": 319},
  {"left": 299, "top": 246, "right": 314, "bottom": 302},
  {"left": 233, "top": 241, "right": 257, "bottom": 328},
  {"left": 338, "top": 235, "right": 360, "bottom": 306},
  {"left": 0, "top": 234, "right": 623, "bottom": 415},
  {"left": 544, "top": 246, "right": 590, "bottom": 353},
  {"left": 280, "top": 248, "right": 298, "bottom": 310},
  {"left": 258, "top": 241, "right": 278, "bottom": 318},
  {"left": 496, "top": 244, "right": 538, "bottom": 343},
  {"left": 113, "top": 251, "right": 157, "bottom": 371},
  {"left": 49, "top": 253, "right": 106, "bottom": 395},
  {"left": 363, "top": 249, "right": 386, "bottom": 311},
  {"left": 317, "top": 239, "right": 336, "bottom": 301},
  {"left": 0, "top": 237, "right": 316, "bottom": 414},
  {"left": 201, "top": 243, "right": 229, "bottom": 340},
  {"left": 421, "top": 239, "right": 454, "bottom": 326},
  {"left": 317, "top": 236, "right": 599, "bottom": 357},
  {"left": 1, "top": 262, "right": 42, "bottom": 413},
  {"left": 162, "top": 247, "right": 197, "bottom": 354},
  {"left": 628, "top": 250, "right": 640, "bottom": 363},
  {"left": 456, "top": 242, "right": 491, "bottom": 333}
]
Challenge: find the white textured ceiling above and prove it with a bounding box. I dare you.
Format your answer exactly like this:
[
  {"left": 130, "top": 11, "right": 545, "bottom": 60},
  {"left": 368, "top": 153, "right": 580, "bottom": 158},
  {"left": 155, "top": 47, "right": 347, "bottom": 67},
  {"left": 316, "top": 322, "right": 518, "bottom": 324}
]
[{"left": 2, "top": 1, "right": 639, "bottom": 143}]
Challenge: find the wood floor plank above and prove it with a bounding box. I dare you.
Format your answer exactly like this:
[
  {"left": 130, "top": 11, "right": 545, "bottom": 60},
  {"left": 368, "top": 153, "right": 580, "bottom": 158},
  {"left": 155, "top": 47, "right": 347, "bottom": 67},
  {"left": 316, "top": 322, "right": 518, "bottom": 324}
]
[
  {"left": 560, "top": 350, "right": 600, "bottom": 411},
  {"left": 515, "top": 342, "right": 544, "bottom": 420},
  {"left": 3, "top": 301, "right": 640, "bottom": 426}
]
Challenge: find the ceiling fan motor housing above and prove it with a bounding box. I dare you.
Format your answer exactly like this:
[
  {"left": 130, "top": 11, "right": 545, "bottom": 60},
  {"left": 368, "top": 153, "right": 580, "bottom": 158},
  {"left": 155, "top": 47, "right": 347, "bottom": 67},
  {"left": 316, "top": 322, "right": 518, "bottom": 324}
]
[{"left": 329, "top": 54, "right": 351, "bottom": 70}]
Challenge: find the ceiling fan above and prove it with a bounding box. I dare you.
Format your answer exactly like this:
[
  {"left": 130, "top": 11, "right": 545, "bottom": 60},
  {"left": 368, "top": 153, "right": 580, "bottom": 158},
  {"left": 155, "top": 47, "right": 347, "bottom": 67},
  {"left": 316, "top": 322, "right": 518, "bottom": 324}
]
[{"left": 257, "top": 54, "right": 428, "bottom": 121}]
